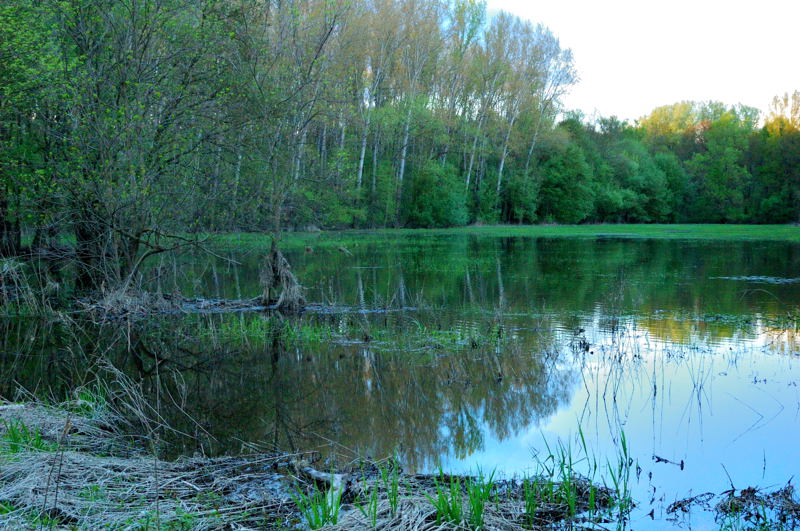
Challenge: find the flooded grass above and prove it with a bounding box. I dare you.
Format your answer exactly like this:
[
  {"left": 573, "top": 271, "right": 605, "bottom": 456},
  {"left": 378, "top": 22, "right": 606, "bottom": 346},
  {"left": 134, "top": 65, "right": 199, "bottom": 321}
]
[{"left": 207, "top": 224, "right": 800, "bottom": 254}]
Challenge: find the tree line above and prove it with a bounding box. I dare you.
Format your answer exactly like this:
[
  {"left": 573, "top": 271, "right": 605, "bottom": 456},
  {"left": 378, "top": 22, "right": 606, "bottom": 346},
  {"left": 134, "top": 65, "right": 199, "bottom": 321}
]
[{"left": 1, "top": 0, "right": 799, "bottom": 289}]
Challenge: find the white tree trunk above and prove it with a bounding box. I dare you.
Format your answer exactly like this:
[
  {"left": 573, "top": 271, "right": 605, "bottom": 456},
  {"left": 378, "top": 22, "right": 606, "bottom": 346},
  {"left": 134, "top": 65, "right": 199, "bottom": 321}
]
[
  {"left": 396, "top": 106, "right": 412, "bottom": 218},
  {"left": 356, "top": 113, "right": 370, "bottom": 191},
  {"left": 496, "top": 114, "right": 518, "bottom": 194}
]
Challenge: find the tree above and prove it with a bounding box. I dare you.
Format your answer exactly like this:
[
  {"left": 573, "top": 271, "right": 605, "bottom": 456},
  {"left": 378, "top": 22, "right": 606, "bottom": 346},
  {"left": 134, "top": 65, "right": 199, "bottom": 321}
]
[
  {"left": 404, "top": 162, "right": 467, "bottom": 227},
  {"left": 0, "top": 1, "right": 58, "bottom": 256},
  {"left": 686, "top": 110, "right": 755, "bottom": 222},
  {"left": 537, "top": 143, "right": 594, "bottom": 223}
]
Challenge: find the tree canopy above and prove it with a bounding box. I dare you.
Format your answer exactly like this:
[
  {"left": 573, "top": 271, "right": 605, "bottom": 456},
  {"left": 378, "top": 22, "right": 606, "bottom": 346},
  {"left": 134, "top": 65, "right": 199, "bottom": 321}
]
[{"left": 1, "top": 0, "right": 798, "bottom": 291}]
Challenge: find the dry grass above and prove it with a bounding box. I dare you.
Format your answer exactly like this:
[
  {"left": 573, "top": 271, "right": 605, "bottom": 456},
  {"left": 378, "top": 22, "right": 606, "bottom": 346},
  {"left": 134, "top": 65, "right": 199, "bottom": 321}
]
[
  {"left": 0, "top": 450, "right": 293, "bottom": 529},
  {"left": 0, "top": 384, "right": 619, "bottom": 530},
  {"left": 327, "top": 471, "right": 615, "bottom": 531},
  {"left": 0, "top": 402, "right": 118, "bottom": 454},
  {"left": 715, "top": 485, "right": 800, "bottom": 527},
  {"left": 0, "top": 398, "right": 298, "bottom": 530},
  {"left": 78, "top": 288, "right": 179, "bottom": 319}
]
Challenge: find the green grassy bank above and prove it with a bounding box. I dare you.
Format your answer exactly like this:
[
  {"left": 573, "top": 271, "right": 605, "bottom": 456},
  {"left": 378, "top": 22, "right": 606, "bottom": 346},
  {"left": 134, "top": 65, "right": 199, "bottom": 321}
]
[{"left": 209, "top": 224, "right": 800, "bottom": 252}]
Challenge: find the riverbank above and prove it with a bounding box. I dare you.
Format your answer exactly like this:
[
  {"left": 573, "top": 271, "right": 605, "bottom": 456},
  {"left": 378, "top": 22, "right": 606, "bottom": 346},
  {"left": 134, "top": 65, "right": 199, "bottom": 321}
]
[
  {"left": 3, "top": 396, "right": 798, "bottom": 530},
  {"left": 0, "top": 397, "right": 625, "bottom": 530},
  {"left": 208, "top": 224, "right": 800, "bottom": 253}
]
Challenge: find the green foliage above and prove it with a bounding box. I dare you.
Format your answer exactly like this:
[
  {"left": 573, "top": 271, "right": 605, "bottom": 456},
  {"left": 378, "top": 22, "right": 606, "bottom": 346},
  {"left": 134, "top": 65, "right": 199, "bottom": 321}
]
[
  {"left": 2, "top": 0, "right": 800, "bottom": 282},
  {"left": 1, "top": 419, "right": 54, "bottom": 454},
  {"left": 686, "top": 111, "right": 753, "bottom": 222},
  {"left": 605, "top": 429, "right": 633, "bottom": 515},
  {"left": 0, "top": 501, "right": 15, "bottom": 514},
  {"left": 380, "top": 461, "right": 401, "bottom": 517},
  {"left": 475, "top": 176, "right": 501, "bottom": 224},
  {"left": 537, "top": 143, "right": 594, "bottom": 223},
  {"left": 404, "top": 162, "right": 467, "bottom": 228},
  {"left": 70, "top": 385, "right": 108, "bottom": 418},
  {"left": 654, "top": 151, "right": 690, "bottom": 222},
  {"left": 356, "top": 477, "right": 380, "bottom": 527},
  {"left": 426, "top": 470, "right": 463, "bottom": 525},
  {"left": 292, "top": 481, "right": 342, "bottom": 529},
  {"left": 465, "top": 469, "right": 495, "bottom": 528},
  {"left": 501, "top": 170, "right": 539, "bottom": 223}
]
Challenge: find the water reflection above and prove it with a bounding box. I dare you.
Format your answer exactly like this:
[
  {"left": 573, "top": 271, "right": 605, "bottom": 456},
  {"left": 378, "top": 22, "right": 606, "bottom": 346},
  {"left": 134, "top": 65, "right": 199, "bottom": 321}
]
[
  {"left": 173, "top": 236, "right": 800, "bottom": 336},
  {"left": 1, "top": 235, "right": 799, "bottom": 528}
]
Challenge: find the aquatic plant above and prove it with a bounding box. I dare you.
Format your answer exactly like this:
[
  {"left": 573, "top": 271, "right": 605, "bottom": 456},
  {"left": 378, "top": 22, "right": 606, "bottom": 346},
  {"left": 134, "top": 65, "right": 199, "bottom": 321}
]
[
  {"left": 426, "top": 469, "right": 463, "bottom": 525},
  {"left": 520, "top": 425, "right": 633, "bottom": 526},
  {"left": 606, "top": 429, "right": 633, "bottom": 516},
  {"left": 465, "top": 468, "right": 495, "bottom": 529},
  {"left": 292, "top": 480, "right": 342, "bottom": 529}
]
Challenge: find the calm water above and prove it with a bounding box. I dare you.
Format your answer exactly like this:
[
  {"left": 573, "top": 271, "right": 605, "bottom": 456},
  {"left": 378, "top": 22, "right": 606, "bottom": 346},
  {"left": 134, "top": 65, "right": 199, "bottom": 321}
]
[{"left": 2, "top": 234, "right": 800, "bottom": 528}]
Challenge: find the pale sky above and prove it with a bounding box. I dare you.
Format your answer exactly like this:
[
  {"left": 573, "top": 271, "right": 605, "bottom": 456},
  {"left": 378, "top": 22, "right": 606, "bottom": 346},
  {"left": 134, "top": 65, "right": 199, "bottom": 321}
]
[{"left": 487, "top": 0, "right": 800, "bottom": 123}]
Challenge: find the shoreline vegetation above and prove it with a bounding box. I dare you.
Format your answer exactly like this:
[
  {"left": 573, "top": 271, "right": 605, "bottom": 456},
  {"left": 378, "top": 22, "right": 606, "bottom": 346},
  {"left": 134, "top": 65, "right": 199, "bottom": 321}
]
[
  {"left": 210, "top": 224, "right": 800, "bottom": 251},
  {"left": 3, "top": 224, "right": 799, "bottom": 323},
  {"left": 2, "top": 394, "right": 799, "bottom": 529},
  {"left": 0, "top": 393, "right": 628, "bottom": 530},
  {"left": 3, "top": 0, "right": 800, "bottom": 298},
  {"left": 1, "top": 230, "right": 799, "bottom": 528}
]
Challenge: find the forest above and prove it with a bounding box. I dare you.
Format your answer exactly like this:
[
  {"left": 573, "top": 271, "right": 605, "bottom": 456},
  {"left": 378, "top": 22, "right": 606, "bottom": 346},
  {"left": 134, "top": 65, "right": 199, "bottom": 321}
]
[{"left": 1, "top": 0, "right": 799, "bottom": 290}]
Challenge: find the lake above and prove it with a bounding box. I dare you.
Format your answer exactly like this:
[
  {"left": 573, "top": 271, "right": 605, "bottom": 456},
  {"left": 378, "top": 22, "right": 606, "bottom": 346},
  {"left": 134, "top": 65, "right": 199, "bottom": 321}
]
[{"left": 2, "top": 232, "right": 799, "bottom": 529}]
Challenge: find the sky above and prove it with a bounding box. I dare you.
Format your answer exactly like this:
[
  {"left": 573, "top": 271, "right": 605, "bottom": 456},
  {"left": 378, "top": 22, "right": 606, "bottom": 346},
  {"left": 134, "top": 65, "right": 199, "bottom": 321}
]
[{"left": 487, "top": 0, "right": 800, "bottom": 123}]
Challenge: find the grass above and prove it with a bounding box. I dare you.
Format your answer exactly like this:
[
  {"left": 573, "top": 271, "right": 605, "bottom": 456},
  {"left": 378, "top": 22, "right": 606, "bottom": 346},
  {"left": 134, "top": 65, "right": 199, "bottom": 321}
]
[
  {"left": 520, "top": 427, "right": 632, "bottom": 527},
  {"left": 426, "top": 469, "right": 463, "bottom": 525},
  {"left": 379, "top": 461, "right": 401, "bottom": 517},
  {"left": 292, "top": 480, "right": 342, "bottom": 529},
  {"left": 423, "top": 467, "right": 496, "bottom": 529},
  {"left": 719, "top": 507, "right": 773, "bottom": 531},
  {"left": 207, "top": 224, "right": 800, "bottom": 252},
  {"left": 0, "top": 419, "right": 55, "bottom": 454},
  {"left": 465, "top": 468, "right": 495, "bottom": 529},
  {"left": 0, "top": 398, "right": 299, "bottom": 529},
  {"left": 355, "top": 476, "right": 380, "bottom": 527},
  {"left": 713, "top": 484, "right": 800, "bottom": 531},
  {"left": 200, "top": 315, "right": 335, "bottom": 347},
  {"left": 70, "top": 384, "right": 109, "bottom": 418},
  {"left": 607, "top": 429, "right": 634, "bottom": 516},
  {"left": 0, "top": 398, "right": 660, "bottom": 530}
]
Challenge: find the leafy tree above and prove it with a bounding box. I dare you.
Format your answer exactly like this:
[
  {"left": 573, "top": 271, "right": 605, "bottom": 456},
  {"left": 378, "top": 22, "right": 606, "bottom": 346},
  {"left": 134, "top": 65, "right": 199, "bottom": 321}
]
[
  {"left": 686, "top": 111, "right": 754, "bottom": 222},
  {"left": 404, "top": 162, "right": 467, "bottom": 227},
  {"left": 501, "top": 170, "right": 539, "bottom": 223},
  {"left": 537, "top": 143, "right": 594, "bottom": 223},
  {"left": 653, "top": 152, "right": 690, "bottom": 222}
]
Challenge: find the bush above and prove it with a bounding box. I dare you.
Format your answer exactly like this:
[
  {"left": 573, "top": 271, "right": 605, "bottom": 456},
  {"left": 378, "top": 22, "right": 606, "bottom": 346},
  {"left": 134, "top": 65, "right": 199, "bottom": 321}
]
[
  {"left": 537, "top": 144, "right": 594, "bottom": 224},
  {"left": 403, "top": 162, "right": 468, "bottom": 228}
]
